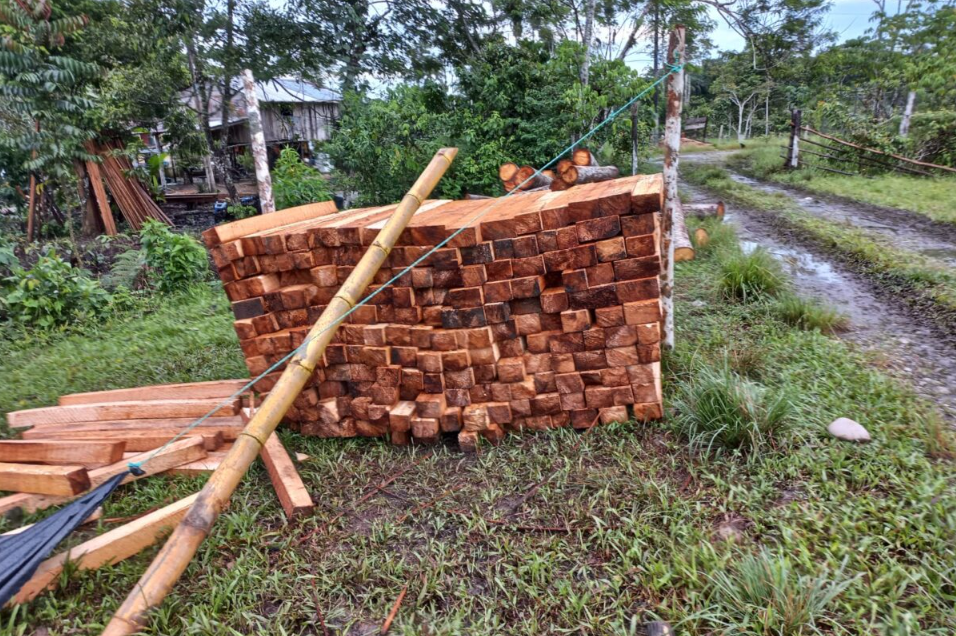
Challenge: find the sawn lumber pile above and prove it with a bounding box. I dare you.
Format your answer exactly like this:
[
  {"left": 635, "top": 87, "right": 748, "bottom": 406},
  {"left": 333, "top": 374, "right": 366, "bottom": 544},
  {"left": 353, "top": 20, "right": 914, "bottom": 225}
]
[
  {"left": 204, "top": 174, "right": 667, "bottom": 449},
  {"left": 1, "top": 380, "right": 314, "bottom": 605},
  {"left": 84, "top": 141, "right": 172, "bottom": 235}
]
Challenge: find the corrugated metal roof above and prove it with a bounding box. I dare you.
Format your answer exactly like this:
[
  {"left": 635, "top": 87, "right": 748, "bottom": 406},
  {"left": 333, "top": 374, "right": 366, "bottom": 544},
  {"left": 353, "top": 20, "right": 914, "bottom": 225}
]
[{"left": 229, "top": 77, "right": 342, "bottom": 104}]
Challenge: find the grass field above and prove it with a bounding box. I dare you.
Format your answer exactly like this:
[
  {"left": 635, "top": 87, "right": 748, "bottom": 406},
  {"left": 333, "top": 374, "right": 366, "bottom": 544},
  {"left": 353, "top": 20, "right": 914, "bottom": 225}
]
[
  {"left": 729, "top": 142, "right": 956, "bottom": 225},
  {"left": 1, "top": 222, "right": 954, "bottom": 635}
]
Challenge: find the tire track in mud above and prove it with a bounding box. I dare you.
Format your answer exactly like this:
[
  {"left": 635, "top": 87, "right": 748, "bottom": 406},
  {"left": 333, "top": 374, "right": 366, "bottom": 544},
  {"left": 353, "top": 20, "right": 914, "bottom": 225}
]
[{"left": 679, "top": 159, "right": 956, "bottom": 421}]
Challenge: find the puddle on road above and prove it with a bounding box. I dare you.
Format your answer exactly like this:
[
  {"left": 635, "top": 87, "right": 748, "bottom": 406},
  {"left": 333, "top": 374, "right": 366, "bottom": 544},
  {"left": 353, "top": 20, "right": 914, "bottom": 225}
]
[
  {"left": 724, "top": 171, "right": 956, "bottom": 267},
  {"left": 683, "top": 178, "right": 956, "bottom": 420}
]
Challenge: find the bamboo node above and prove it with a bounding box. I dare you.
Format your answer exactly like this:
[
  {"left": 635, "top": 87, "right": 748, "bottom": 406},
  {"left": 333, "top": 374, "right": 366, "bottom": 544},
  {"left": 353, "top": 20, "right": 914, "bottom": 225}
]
[
  {"left": 332, "top": 293, "right": 356, "bottom": 309},
  {"left": 238, "top": 431, "right": 267, "bottom": 447},
  {"left": 404, "top": 192, "right": 423, "bottom": 206},
  {"left": 370, "top": 242, "right": 392, "bottom": 256}
]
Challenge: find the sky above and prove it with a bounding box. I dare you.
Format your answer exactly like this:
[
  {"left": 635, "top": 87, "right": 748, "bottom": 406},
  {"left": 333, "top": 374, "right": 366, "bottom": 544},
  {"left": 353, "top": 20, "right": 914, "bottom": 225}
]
[{"left": 709, "top": 0, "right": 886, "bottom": 52}]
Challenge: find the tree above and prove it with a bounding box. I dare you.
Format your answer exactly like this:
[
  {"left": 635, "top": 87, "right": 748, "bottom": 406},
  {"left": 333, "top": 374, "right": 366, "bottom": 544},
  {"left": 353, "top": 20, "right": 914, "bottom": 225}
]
[{"left": 0, "top": 0, "right": 99, "bottom": 239}]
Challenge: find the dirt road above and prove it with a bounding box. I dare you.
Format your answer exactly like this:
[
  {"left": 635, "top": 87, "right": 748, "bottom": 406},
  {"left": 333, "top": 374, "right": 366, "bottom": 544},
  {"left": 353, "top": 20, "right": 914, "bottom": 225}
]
[{"left": 679, "top": 153, "right": 956, "bottom": 421}]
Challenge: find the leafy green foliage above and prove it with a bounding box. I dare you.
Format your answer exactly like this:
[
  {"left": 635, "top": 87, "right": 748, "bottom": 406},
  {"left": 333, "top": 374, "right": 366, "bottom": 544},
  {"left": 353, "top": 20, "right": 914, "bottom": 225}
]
[
  {"left": 673, "top": 363, "right": 793, "bottom": 452},
  {"left": 705, "top": 550, "right": 852, "bottom": 635},
  {"left": 103, "top": 246, "right": 147, "bottom": 290},
  {"left": 272, "top": 148, "right": 332, "bottom": 210},
  {"left": 719, "top": 248, "right": 788, "bottom": 301},
  {"left": 139, "top": 220, "right": 209, "bottom": 292},
  {"left": 229, "top": 204, "right": 258, "bottom": 220},
  {"left": 0, "top": 0, "right": 100, "bottom": 183},
  {"left": 0, "top": 252, "right": 112, "bottom": 328},
  {"left": 328, "top": 41, "right": 650, "bottom": 205}
]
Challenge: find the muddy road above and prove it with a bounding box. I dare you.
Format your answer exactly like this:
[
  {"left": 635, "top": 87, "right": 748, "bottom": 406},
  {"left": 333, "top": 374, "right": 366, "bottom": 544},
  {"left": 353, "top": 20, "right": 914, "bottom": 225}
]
[{"left": 678, "top": 153, "right": 956, "bottom": 421}]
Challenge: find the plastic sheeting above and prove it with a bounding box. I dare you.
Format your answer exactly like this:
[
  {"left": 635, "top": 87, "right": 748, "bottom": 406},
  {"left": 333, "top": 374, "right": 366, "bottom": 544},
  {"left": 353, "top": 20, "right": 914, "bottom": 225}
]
[{"left": 0, "top": 471, "right": 129, "bottom": 606}]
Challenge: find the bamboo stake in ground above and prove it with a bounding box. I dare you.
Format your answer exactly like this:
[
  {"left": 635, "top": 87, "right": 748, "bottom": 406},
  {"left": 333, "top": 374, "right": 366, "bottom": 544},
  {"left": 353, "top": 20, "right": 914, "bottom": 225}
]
[
  {"left": 241, "top": 68, "right": 276, "bottom": 214},
  {"left": 661, "top": 25, "right": 686, "bottom": 350},
  {"left": 101, "top": 147, "right": 458, "bottom": 636}
]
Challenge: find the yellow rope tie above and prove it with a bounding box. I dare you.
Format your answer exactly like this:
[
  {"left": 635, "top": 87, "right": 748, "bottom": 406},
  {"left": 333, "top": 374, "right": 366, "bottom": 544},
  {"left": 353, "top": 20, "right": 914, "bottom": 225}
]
[{"left": 294, "top": 357, "right": 316, "bottom": 374}]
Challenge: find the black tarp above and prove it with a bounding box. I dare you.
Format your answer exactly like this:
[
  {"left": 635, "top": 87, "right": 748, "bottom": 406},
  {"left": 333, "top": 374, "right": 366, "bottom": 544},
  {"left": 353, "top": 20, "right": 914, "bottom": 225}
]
[{"left": 0, "top": 471, "right": 129, "bottom": 606}]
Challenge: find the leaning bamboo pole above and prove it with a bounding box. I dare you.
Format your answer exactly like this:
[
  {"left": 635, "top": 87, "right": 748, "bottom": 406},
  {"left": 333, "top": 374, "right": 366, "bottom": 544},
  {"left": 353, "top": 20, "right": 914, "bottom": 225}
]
[{"left": 101, "top": 148, "right": 459, "bottom": 636}]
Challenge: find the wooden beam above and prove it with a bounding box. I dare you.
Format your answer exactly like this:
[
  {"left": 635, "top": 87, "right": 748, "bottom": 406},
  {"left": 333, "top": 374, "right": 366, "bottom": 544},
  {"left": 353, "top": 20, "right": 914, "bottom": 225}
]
[
  {"left": 6, "top": 494, "right": 198, "bottom": 606},
  {"left": 166, "top": 452, "right": 227, "bottom": 477},
  {"left": 0, "top": 437, "right": 206, "bottom": 516},
  {"left": 58, "top": 379, "right": 249, "bottom": 406},
  {"left": 0, "top": 463, "right": 90, "bottom": 496},
  {"left": 0, "top": 440, "right": 126, "bottom": 467},
  {"left": 260, "top": 435, "right": 313, "bottom": 518},
  {"left": 7, "top": 398, "right": 240, "bottom": 428}
]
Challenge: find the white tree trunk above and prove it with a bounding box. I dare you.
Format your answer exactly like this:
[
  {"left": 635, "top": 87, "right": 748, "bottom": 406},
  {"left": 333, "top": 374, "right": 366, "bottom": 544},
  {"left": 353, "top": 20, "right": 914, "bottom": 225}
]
[
  {"left": 579, "top": 0, "right": 597, "bottom": 87},
  {"left": 661, "top": 26, "right": 685, "bottom": 350},
  {"left": 899, "top": 90, "right": 916, "bottom": 138},
  {"left": 241, "top": 68, "right": 276, "bottom": 214}
]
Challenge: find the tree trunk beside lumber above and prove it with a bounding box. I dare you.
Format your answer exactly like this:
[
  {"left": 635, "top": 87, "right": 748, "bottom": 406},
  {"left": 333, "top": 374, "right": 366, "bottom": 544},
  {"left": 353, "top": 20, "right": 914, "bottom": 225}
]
[
  {"left": 514, "top": 165, "right": 553, "bottom": 190},
  {"left": 559, "top": 165, "right": 620, "bottom": 185},
  {"left": 241, "top": 69, "right": 275, "bottom": 214},
  {"left": 661, "top": 26, "right": 686, "bottom": 350},
  {"left": 572, "top": 148, "right": 598, "bottom": 166},
  {"left": 672, "top": 201, "right": 694, "bottom": 262}
]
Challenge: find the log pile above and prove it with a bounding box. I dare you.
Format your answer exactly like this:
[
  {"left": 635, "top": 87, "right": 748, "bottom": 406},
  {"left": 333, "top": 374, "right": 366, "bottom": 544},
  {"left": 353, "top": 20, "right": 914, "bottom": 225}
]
[
  {"left": 84, "top": 142, "right": 172, "bottom": 235},
  {"left": 1, "top": 379, "right": 314, "bottom": 604},
  {"left": 501, "top": 148, "right": 620, "bottom": 193},
  {"left": 203, "top": 174, "right": 669, "bottom": 449}
]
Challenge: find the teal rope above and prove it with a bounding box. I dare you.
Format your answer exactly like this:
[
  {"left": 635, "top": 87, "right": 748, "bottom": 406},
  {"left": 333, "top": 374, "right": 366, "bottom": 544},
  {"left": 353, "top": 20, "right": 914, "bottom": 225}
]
[{"left": 129, "top": 63, "right": 683, "bottom": 470}]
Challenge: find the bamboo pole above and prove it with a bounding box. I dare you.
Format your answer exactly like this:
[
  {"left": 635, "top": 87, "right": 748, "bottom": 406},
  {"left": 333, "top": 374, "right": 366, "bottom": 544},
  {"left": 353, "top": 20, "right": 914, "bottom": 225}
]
[
  {"left": 241, "top": 68, "right": 276, "bottom": 214},
  {"left": 101, "top": 147, "right": 458, "bottom": 636},
  {"left": 661, "top": 25, "right": 685, "bottom": 350}
]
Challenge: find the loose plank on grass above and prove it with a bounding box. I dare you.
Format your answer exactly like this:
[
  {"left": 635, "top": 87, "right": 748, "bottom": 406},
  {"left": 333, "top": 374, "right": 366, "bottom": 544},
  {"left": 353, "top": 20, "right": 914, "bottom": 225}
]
[
  {"left": 0, "top": 437, "right": 206, "bottom": 516},
  {"left": 7, "top": 399, "right": 241, "bottom": 428},
  {"left": 260, "top": 435, "right": 314, "bottom": 518},
  {"left": 0, "top": 440, "right": 125, "bottom": 467},
  {"left": 58, "top": 379, "right": 249, "bottom": 406},
  {"left": 0, "top": 463, "right": 90, "bottom": 496}
]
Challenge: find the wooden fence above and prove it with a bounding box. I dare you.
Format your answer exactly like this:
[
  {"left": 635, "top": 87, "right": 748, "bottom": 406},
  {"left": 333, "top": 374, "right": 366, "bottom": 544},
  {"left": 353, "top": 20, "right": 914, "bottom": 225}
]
[{"left": 783, "top": 109, "right": 956, "bottom": 177}]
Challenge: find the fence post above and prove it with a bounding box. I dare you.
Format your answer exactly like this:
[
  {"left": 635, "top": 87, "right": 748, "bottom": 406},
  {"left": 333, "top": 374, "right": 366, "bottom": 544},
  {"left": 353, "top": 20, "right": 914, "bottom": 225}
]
[
  {"left": 785, "top": 109, "right": 801, "bottom": 169},
  {"left": 661, "top": 25, "right": 685, "bottom": 351}
]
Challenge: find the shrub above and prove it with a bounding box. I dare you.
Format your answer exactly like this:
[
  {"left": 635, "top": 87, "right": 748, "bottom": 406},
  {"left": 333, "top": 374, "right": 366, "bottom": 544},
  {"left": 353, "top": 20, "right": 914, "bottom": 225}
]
[
  {"left": 139, "top": 220, "right": 209, "bottom": 292},
  {"left": 229, "top": 204, "right": 258, "bottom": 220},
  {"left": 774, "top": 294, "right": 848, "bottom": 333},
  {"left": 0, "top": 252, "right": 112, "bottom": 328},
  {"left": 719, "top": 248, "right": 787, "bottom": 301},
  {"left": 706, "top": 550, "right": 851, "bottom": 635},
  {"left": 272, "top": 148, "right": 333, "bottom": 210},
  {"left": 673, "top": 364, "right": 792, "bottom": 452},
  {"left": 103, "top": 247, "right": 147, "bottom": 290}
]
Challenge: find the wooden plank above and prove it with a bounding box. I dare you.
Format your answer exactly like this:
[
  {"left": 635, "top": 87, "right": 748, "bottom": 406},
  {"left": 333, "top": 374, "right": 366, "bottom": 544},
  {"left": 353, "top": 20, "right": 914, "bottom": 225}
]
[
  {"left": 260, "top": 435, "right": 313, "bottom": 518},
  {"left": 0, "top": 437, "right": 206, "bottom": 516},
  {"left": 85, "top": 160, "right": 117, "bottom": 236},
  {"left": 58, "top": 379, "right": 249, "bottom": 406},
  {"left": 202, "top": 200, "right": 338, "bottom": 246},
  {"left": 7, "top": 399, "right": 240, "bottom": 429},
  {"left": 0, "top": 440, "right": 125, "bottom": 467},
  {"left": 165, "top": 451, "right": 227, "bottom": 476},
  {"left": 7, "top": 494, "right": 198, "bottom": 606},
  {"left": 16, "top": 431, "right": 224, "bottom": 452},
  {"left": 0, "top": 463, "right": 90, "bottom": 496}
]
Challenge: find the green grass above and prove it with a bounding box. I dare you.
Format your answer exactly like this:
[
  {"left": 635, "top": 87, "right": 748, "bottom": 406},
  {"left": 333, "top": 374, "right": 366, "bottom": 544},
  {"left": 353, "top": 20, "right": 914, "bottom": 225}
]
[
  {"left": 684, "top": 163, "right": 956, "bottom": 332},
  {"left": 672, "top": 363, "right": 793, "bottom": 453},
  {"left": 0, "top": 283, "right": 247, "bottom": 431},
  {"left": 730, "top": 143, "right": 956, "bottom": 225},
  {"left": 718, "top": 248, "right": 788, "bottom": 302},
  {"left": 1, "top": 232, "right": 955, "bottom": 634},
  {"left": 773, "top": 294, "right": 849, "bottom": 334}
]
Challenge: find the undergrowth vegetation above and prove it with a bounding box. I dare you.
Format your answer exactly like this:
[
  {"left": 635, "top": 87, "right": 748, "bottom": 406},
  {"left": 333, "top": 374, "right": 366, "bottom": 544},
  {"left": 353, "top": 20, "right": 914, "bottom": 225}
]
[
  {"left": 774, "top": 294, "right": 849, "bottom": 333},
  {"left": 718, "top": 247, "right": 787, "bottom": 301},
  {"left": 1, "top": 216, "right": 953, "bottom": 634}
]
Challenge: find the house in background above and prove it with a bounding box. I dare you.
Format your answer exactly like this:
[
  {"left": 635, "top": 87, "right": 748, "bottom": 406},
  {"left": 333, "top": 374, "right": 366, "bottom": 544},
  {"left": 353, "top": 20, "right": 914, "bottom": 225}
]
[{"left": 175, "top": 77, "right": 342, "bottom": 178}]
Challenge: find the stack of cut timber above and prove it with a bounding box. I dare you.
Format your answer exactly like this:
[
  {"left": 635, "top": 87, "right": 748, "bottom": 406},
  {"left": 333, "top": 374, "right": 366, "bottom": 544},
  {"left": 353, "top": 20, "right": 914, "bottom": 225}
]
[
  {"left": 203, "top": 174, "right": 667, "bottom": 449},
  {"left": 84, "top": 141, "right": 173, "bottom": 235},
  {"left": 2, "top": 378, "right": 313, "bottom": 518}
]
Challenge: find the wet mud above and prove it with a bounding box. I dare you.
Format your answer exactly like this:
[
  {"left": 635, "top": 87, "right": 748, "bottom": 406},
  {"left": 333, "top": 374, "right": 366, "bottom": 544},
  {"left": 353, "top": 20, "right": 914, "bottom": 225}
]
[{"left": 678, "top": 159, "right": 956, "bottom": 421}]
